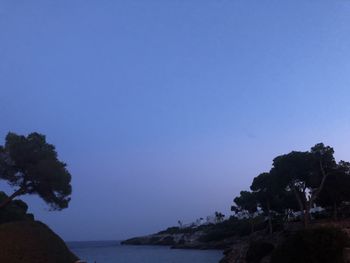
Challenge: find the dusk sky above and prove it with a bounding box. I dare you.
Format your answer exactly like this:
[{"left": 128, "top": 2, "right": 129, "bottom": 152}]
[{"left": 1, "top": 1, "right": 350, "bottom": 241}]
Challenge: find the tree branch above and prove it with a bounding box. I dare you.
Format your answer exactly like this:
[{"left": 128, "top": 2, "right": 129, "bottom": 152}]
[{"left": 0, "top": 188, "right": 26, "bottom": 209}]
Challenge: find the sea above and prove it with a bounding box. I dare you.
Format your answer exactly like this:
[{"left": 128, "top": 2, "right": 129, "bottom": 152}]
[{"left": 67, "top": 241, "right": 223, "bottom": 263}]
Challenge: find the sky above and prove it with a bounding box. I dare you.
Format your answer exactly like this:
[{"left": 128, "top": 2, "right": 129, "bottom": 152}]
[{"left": 1, "top": 0, "right": 350, "bottom": 241}]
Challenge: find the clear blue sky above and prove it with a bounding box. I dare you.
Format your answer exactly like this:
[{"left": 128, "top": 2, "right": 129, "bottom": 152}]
[{"left": 1, "top": 0, "right": 350, "bottom": 241}]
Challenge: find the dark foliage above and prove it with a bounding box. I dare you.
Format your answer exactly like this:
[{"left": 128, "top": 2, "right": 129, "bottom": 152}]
[
  {"left": 245, "top": 241, "right": 274, "bottom": 263},
  {"left": 0, "top": 191, "right": 34, "bottom": 224},
  {"left": 232, "top": 191, "right": 258, "bottom": 214},
  {"left": 199, "top": 216, "right": 267, "bottom": 242},
  {"left": 271, "top": 227, "right": 349, "bottom": 263},
  {"left": 157, "top": 226, "right": 196, "bottom": 235},
  {"left": 232, "top": 143, "right": 350, "bottom": 229},
  {"left": 316, "top": 161, "right": 350, "bottom": 219},
  {"left": 0, "top": 132, "right": 72, "bottom": 210}
]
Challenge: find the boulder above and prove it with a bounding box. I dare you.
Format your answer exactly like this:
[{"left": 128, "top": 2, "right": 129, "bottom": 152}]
[{"left": 0, "top": 220, "right": 78, "bottom": 263}]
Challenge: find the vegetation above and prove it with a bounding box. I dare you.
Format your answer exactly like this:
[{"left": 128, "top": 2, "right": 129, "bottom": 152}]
[
  {"left": 246, "top": 241, "right": 274, "bottom": 263},
  {"left": 0, "top": 132, "right": 76, "bottom": 261},
  {"left": 316, "top": 161, "right": 350, "bottom": 220},
  {"left": 215, "top": 211, "right": 225, "bottom": 223},
  {"left": 271, "top": 227, "right": 349, "bottom": 263},
  {"left": 156, "top": 215, "right": 267, "bottom": 243},
  {"left": 0, "top": 191, "right": 34, "bottom": 224},
  {"left": 141, "top": 143, "right": 350, "bottom": 259},
  {"left": 232, "top": 143, "right": 350, "bottom": 231},
  {"left": 199, "top": 216, "right": 267, "bottom": 242},
  {"left": 0, "top": 132, "right": 72, "bottom": 210},
  {"left": 123, "top": 142, "right": 350, "bottom": 263},
  {"left": 223, "top": 143, "right": 350, "bottom": 262},
  {"left": 157, "top": 226, "right": 196, "bottom": 235}
]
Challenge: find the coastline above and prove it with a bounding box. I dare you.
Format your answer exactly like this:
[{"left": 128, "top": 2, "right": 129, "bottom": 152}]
[
  {"left": 121, "top": 230, "right": 230, "bottom": 250},
  {"left": 122, "top": 220, "right": 350, "bottom": 263}
]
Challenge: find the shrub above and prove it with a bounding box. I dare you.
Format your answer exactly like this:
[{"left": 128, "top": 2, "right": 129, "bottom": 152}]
[
  {"left": 246, "top": 241, "right": 274, "bottom": 263},
  {"left": 271, "top": 227, "right": 349, "bottom": 263},
  {"left": 157, "top": 226, "right": 195, "bottom": 235},
  {"left": 0, "top": 192, "right": 34, "bottom": 224},
  {"left": 199, "top": 217, "right": 267, "bottom": 242}
]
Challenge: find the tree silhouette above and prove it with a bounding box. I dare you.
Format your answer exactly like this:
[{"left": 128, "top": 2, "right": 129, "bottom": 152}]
[
  {"left": 316, "top": 161, "right": 350, "bottom": 220},
  {"left": 232, "top": 191, "right": 258, "bottom": 233},
  {"left": 0, "top": 132, "right": 72, "bottom": 210},
  {"left": 270, "top": 144, "right": 337, "bottom": 227},
  {"left": 214, "top": 211, "right": 225, "bottom": 223},
  {"left": 270, "top": 151, "right": 311, "bottom": 226},
  {"left": 251, "top": 172, "right": 282, "bottom": 234}
]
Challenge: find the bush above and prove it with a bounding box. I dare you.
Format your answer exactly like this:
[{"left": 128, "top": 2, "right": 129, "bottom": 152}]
[
  {"left": 199, "top": 216, "right": 267, "bottom": 242},
  {"left": 0, "top": 192, "right": 34, "bottom": 224},
  {"left": 271, "top": 227, "right": 349, "bottom": 263},
  {"left": 246, "top": 241, "right": 274, "bottom": 263},
  {"left": 157, "top": 226, "right": 195, "bottom": 235}
]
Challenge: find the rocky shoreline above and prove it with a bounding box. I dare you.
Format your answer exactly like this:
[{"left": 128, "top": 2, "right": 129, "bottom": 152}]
[
  {"left": 121, "top": 230, "right": 231, "bottom": 250},
  {"left": 121, "top": 227, "right": 280, "bottom": 262},
  {"left": 122, "top": 220, "right": 350, "bottom": 263}
]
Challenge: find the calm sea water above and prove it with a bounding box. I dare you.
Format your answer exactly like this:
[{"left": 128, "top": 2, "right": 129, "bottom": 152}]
[{"left": 67, "top": 241, "right": 223, "bottom": 263}]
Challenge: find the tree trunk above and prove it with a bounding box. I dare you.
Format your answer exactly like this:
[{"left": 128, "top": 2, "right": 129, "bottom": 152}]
[
  {"left": 333, "top": 202, "right": 338, "bottom": 221},
  {"left": 304, "top": 202, "right": 310, "bottom": 228},
  {"left": 250, "top": 218, "right": 255, "bottom": 234},
  {"left": 292, "top": 186, "right": 306, "bottom": 226},
  {"left": 0, "top": 188, "right": 25, "bottom": 209},
  {"left": 304, "top": 160, "right": 329, "bottom": 227},
  {"left": 267, "top": 200, "right": 273, "bottom": 234}
]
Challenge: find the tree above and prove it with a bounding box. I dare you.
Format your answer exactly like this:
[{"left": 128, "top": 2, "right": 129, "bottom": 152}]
[
  {"left": 251, "top": 172, "right": 282, "bottom": 234},
  {"left": 271, "top": 143, "right": 337, "bottom": 227},
  {"left": 316, "top": 161, "right": 350, "bottom": 220},
  {"left": 214, "top": 211, "right": 225, "bottom": 223},
  {"left": 308, "top": 143, "right": 337, "bottom": 211},
  {"left": 232, "top": 191, "right": 258, "bottom": 233},
  {"left": 270, "top": 151, "right": 310, "bottom": 226},
  {"left": 0, "top": 132, "right": 72, "bottom": 210},
  {"left": 251, "top": 171, "right": 301, "bottom": 233}
]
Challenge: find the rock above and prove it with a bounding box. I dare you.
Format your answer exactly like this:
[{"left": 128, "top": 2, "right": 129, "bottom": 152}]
[
  {"left": 218, "top": 231, "right": 285, "bottom": 263},
  {"left": 219, "top": 240, "right": 249, "bottom": 263},
  {"left": 0, "top": 220, "right": 78, "bottom": 263}
]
